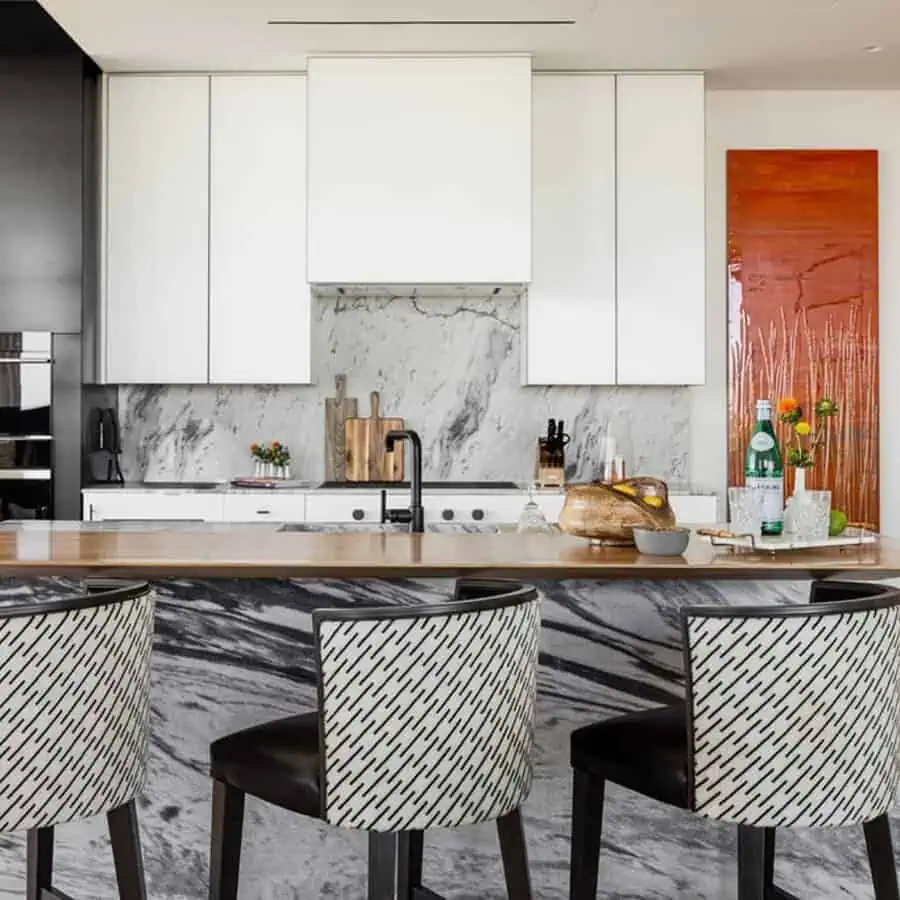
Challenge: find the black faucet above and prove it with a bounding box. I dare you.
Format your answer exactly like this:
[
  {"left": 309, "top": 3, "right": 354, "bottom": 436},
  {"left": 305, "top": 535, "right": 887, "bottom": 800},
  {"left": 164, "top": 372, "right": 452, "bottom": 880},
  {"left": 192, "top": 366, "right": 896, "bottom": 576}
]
[{"left": 380, "top": 429, "right": 425, "bottom": 533}]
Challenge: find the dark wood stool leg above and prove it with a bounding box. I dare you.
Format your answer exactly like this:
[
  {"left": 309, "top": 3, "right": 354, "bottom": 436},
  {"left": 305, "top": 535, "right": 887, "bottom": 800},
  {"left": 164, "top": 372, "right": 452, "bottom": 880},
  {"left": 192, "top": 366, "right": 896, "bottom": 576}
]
[
  {"left": 763, "top": 828, "right": 775, "bottom": 892},
  {"left": 408, "top": 831, "right": 424, "bottom": 890},
  {"left": 26, "top": 827, "right": 54, "bottom": 900},
  {"left": 107, "top": 800, "right": 146, "bottom": 900},
  {"left": 209, "top": 779, "right": 245, "bottom": 900},
  {"left": 497, "top": 808, "right": 533, "bottom": 900},
  {"left": 570, "top": 771, "right": 604, "bottom": 900},
  {"left": 368, "top": 832, "right": 411, "bottom": 900},
  {"left": 864, "top": 814, "right": 900, "bottom": 900},
  {"left": 737, "top": 826, "right": 766, "bottom": 900}
]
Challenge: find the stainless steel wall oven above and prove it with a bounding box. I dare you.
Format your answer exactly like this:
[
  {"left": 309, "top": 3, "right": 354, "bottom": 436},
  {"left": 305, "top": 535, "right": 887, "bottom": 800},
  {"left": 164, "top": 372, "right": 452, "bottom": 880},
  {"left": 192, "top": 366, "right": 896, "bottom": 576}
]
[{"left": 0, "top": 333, "right": 54, "bottom": 518}]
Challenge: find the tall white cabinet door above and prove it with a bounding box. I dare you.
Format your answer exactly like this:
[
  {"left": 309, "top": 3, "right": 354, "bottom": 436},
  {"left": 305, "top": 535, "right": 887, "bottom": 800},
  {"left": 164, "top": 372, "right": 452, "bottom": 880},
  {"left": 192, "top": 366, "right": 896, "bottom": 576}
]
[
  {"left": 525, "top": 74, "right": 616, "bottom": 385},
  {"left": 209, "top": 76, "right": 311, "bottom": 384},
  {"left": 616, "top": 74, "right": 706, "bottom": 385},
  {"left": 307, "top": 56, "right": 532, "bottom": 285},
  {"left": 104, "top": 76, "right": 210, "bottom": 384}
]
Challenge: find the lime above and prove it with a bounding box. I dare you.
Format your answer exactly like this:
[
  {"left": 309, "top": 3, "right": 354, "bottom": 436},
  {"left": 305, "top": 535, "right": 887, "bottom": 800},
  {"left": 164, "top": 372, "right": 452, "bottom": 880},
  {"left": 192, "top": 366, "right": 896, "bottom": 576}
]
[{"left": 829, "top": 509, "right": 848, "bottom": 537}]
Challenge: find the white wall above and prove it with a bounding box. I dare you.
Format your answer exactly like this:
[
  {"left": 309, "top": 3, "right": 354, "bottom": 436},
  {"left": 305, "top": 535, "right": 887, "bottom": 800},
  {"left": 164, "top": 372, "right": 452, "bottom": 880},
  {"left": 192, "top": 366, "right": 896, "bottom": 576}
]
[{"left": 693, "top": 90, "right": 900, "bottom": 535}]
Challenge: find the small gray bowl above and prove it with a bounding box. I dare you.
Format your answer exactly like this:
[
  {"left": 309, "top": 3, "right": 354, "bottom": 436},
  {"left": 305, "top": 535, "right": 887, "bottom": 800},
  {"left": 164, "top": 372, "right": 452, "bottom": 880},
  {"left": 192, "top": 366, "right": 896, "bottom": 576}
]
[{"left": 632, "top": 526, "right": 691, "bottom": 556}]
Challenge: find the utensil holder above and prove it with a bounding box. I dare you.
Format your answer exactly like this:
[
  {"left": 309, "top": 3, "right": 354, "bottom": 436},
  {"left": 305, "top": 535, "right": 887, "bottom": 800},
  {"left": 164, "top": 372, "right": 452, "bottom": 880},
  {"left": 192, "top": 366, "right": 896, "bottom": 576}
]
[{"left": 536, "top": 439, "right": 565, "bottom": 487}]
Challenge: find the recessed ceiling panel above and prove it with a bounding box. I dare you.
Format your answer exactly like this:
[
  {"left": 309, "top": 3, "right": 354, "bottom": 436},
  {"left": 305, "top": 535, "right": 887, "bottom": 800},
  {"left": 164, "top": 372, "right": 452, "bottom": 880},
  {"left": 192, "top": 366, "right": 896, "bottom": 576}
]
[{"left": 35, "top": 0, "right": 900, "bottom": 87}]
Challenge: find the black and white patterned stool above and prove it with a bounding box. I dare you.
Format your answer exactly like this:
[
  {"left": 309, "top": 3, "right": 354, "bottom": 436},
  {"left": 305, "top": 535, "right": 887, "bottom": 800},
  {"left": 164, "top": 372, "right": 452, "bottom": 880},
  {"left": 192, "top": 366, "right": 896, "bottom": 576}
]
[
  {"left": 0, "top": 579, "right": 155, "bottom": 900},
  {"left": 569, "top": 580, "right": 900, "bottom": 900},
  {"left": 208, "top": 577, "right": 541, "bottom": 900}
]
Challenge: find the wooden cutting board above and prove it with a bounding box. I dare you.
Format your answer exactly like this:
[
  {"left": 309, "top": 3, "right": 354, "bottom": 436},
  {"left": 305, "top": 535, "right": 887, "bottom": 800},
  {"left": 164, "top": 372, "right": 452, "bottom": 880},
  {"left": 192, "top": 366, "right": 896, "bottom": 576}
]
[
  {"left": 345, "top": 391, "right": 405, "bottom": 482},
  {"left": 324, "top": 374, "right": 357, "bottom": 481}
]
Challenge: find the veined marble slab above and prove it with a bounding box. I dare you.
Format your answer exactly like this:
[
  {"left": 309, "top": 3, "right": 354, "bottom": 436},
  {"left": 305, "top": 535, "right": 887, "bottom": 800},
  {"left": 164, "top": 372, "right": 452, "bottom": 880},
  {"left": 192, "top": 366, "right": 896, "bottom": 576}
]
[
  {"left": 115, "top": 293, "right": 690, "bottom": 485},
  {"left": 0, "top": 568, "right": 896, "bottom": 898}
]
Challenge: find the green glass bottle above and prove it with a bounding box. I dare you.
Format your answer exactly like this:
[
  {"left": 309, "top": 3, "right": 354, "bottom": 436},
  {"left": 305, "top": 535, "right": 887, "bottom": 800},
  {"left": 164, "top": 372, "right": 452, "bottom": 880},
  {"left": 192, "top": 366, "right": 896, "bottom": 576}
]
[{"left": 745, "top": 399, "right": 784, "bottom": 536}]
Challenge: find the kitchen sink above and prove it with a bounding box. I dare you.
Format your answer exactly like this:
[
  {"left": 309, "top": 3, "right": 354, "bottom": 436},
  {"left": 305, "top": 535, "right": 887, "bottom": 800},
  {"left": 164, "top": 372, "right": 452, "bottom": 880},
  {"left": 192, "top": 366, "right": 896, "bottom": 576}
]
[
  {"left": 141, "top": 481, "right": 223, "bottom": 491},
  {"left": 277, "top": 523, "right": 511, "bottom": 534},
  {"left": 316, "top": 481, "right": 520, "bottom": 490}
]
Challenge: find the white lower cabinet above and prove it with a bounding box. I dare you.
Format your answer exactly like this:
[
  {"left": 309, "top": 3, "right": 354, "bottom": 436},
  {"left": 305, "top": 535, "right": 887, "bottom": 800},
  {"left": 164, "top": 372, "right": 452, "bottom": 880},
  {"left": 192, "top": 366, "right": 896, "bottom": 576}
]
[
  {"left": 82, "top": 488, "right": 717, "bottom": 527},
  {"left": 305, "top": 492, "right": 401, "bottom": 524},
  {"left": 424, "top": 493, "right": 529, "bottom": 526},
  {"left": 84, "top": 491, "right": 225, "bottom": 522},
  {"left": 221, "top": 493, "right": 305, "bottom": 523}
]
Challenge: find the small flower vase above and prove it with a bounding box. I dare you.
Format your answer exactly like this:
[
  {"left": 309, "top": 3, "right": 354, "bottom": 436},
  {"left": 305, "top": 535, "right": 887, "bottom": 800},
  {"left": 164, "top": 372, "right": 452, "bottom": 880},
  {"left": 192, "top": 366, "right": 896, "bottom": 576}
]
[
  {"left": 783, "top": 468, "right": 806, "bottom": 535},
  {"left": 253, "top": 458, "right": 264, "bottom": 478}
]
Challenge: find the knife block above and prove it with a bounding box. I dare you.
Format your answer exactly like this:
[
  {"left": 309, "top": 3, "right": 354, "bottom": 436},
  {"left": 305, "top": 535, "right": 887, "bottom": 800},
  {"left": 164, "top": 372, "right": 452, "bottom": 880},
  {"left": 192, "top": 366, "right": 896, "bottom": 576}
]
[{"left": 535, "top": 438, "right": 565, "bottom": 488}]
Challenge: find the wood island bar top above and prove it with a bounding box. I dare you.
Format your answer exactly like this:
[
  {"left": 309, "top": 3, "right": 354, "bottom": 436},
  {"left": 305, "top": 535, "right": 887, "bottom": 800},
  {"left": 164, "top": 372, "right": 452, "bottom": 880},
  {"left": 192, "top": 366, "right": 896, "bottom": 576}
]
[{"left": 0, "top": 524, "right": 898, "bottom": 580}]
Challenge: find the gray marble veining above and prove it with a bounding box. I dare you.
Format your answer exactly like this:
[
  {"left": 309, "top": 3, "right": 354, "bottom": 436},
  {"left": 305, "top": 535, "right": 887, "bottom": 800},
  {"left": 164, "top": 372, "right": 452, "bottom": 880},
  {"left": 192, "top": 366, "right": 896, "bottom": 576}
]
[
  {"left": 0, "top": 563, "right": 896, "bottom": 898},
  {"left": 114, "top": 293, "right": 689, "bottom": 484}
]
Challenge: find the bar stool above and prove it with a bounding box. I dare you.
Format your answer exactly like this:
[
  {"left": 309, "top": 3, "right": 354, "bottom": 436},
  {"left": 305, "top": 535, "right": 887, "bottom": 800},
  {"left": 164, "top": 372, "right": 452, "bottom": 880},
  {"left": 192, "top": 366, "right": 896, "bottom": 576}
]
[
  {"left": 569, "top": 581, "right": 900, "bottom": 900},
  {"left": 208, "top": 578, "right": 541, "bottom": 900},
  {"left": 0, "top": 579, "right": 155, "bottom": 900}
]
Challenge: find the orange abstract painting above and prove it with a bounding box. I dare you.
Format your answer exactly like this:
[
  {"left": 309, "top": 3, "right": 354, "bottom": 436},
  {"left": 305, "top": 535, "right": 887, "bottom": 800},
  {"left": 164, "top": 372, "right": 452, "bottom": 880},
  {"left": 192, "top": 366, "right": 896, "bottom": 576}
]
[{"left": 727, "top": 150, "right": 879, "bottom": 527}]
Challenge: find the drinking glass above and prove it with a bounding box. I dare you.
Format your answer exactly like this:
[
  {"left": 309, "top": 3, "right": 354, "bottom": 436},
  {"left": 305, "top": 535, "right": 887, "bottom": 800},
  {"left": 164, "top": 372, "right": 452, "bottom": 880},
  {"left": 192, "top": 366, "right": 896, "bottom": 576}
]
[
  {"left": 517, "top": 485, "right": 553, "bottom": 534},
  {"left": 728, "top": 487, "right": 765, "bottom": 539},
  {"left": 792, "top": 490, "right": 831, "bottom": 541}
]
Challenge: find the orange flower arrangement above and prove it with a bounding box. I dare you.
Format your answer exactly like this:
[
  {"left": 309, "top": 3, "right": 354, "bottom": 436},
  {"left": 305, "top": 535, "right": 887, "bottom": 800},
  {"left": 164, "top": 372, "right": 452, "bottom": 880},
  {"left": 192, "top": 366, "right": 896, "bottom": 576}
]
[
  {"left": 776, "top": 397, "right": 800, "bottom": 417},
  {"left": 776, "top": 397, "right": 838, "bottom": 468}
]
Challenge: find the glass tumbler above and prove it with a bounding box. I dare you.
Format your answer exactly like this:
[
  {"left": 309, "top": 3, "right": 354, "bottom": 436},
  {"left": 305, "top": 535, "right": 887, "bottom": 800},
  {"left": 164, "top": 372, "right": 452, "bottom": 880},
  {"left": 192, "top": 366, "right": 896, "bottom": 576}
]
[
  {"left": 728, "top": 487, "right": 765, "bottom": 539},
  {"left": 792, "top": 490, "right": 832, "bottom": 541}
]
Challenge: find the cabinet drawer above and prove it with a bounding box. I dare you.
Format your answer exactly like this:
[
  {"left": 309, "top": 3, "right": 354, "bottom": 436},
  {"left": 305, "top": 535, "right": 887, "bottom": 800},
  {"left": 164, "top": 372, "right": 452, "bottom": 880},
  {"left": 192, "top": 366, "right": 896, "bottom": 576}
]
[
  {"left": 84, "top": 491, "right": 224, "bottom": 521},
  {"left": 222, "top": 493, "right": 305, "bottom": 522},
  {"left": 306, "top": 492, "right": 394, "bottom": 524},
  {"left": 424, "top": 493, "right": 527, "bottom": 525}
]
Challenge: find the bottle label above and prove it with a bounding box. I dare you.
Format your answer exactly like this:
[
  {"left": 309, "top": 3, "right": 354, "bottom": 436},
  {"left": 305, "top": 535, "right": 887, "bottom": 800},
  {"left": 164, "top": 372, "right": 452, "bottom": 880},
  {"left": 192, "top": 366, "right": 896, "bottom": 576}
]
[
  {"left": 746, "top": 476, "right": 784, "bottom": 525},
  {"left": 749, "top": 432, "right": 775, "bottom": 452}
]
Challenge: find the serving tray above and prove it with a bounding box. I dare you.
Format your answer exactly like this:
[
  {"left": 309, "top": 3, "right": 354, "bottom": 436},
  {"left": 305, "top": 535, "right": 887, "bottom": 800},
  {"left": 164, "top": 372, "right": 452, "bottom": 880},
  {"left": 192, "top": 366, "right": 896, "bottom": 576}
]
[
  {"left": 697, "top": 527, "right": 877, "bottom": 553},
  {"left": 229, "top": 478, "right": 313, "bottom": 490}
]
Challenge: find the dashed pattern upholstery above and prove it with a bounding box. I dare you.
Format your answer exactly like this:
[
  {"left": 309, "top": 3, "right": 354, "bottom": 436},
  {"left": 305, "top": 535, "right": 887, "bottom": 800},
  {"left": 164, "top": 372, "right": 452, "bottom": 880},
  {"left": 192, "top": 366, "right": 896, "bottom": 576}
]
[
  {"left": 684, "top": 601, "right": 900, "bottom": 828},
  {"left": 0, "top": 585, "right": 155, "bottom": 832},
  {"left": 315, "top": 588, "right": 540, "bottom": 832}
]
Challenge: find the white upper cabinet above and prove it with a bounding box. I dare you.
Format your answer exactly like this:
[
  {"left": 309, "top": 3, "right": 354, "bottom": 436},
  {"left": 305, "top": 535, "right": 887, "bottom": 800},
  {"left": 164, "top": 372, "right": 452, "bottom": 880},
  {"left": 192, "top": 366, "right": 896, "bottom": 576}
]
[
  {"left": 209, "top": 75, "right": 311, "bottom": 384},
  {"left": 307, "top": 56, "right": 532, "bottom": 286},
  {"left": 103, "top": 76, "right": 210, "bottom": 384},
  {"left": 525, "top": 74, "right": 617, "bottom": 385},
  {"left": 615, "top": 73, "right": 706, "bottom": 385}
]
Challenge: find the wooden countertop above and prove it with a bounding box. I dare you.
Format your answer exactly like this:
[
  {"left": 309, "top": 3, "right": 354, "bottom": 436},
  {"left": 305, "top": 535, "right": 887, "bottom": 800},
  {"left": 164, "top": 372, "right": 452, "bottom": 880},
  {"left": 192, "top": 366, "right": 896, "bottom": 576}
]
[{"left": 0, "top": 524, "right": 897, "bottom": 580}]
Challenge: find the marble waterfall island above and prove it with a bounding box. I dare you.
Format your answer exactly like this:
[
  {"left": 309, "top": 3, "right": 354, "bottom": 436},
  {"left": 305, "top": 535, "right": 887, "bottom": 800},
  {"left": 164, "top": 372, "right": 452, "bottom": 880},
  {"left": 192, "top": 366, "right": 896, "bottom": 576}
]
[{"left": 0, "top": 521, "right": 896, "bottom": 900}]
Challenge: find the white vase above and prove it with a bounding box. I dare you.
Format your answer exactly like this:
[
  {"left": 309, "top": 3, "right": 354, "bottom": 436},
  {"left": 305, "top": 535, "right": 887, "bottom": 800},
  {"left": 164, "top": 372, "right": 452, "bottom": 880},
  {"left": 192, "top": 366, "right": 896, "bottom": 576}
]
[
  {"left": 253, "top": 459, "right": 264, "bottom": 478},
  {"left": 783, "top": 468, "right": 806, "bottom": 535}
]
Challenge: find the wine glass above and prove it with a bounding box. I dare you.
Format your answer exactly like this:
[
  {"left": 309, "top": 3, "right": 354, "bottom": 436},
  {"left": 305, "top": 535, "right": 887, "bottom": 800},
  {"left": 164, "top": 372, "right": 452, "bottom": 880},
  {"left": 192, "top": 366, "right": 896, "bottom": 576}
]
[{"left": 517, "top": 484, "right": 552, "bottom": 534}]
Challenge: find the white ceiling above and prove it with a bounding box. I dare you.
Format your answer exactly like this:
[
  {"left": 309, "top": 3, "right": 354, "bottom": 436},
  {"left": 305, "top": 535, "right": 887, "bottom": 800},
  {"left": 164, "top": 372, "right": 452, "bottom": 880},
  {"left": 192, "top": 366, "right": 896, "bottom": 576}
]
[{"left": 36, "top": 0, "right": 900, "bottom": 88}]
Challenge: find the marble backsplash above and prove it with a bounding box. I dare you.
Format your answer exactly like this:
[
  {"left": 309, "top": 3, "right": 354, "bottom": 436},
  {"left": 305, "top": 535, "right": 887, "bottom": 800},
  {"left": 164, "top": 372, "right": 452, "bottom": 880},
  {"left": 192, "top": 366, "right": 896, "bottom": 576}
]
[{"left": 115, "top": 294, "right": 690, "bottom": 483}]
